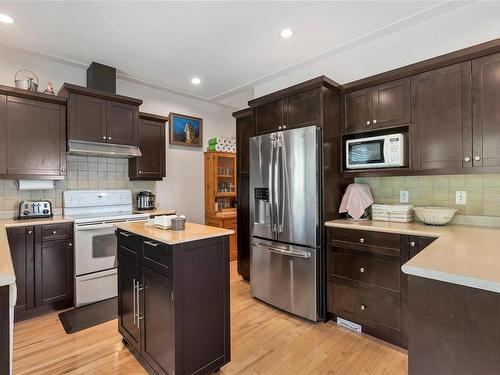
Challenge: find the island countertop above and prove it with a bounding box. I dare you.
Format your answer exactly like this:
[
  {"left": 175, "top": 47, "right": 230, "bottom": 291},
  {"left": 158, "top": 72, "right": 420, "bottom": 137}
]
[
  {"left": 115, "top": 221, "right": 233, "bottom": 245},
  {"left": 325, "top": 219, "right": 500, "bottom": 293}
]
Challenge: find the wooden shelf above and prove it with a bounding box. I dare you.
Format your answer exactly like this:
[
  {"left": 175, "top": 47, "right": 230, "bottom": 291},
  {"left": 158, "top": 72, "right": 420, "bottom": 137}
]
[{"left": 216, "top": 192, "right": 236, "bottom": 198}]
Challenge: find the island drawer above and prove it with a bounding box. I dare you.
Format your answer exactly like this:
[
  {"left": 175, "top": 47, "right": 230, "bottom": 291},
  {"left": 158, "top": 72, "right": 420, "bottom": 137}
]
[
  {"left": 142, "top": 239, "right": 172, "bottom": 278},
  {"left": 329, "top": 277, "right": 401, "bottom": 330},
  {"left": 329, "top": 251, "right": 400, "bottom": 291},
  {"left": 117, "top": 229, "right": 141, "bottom": 257}
]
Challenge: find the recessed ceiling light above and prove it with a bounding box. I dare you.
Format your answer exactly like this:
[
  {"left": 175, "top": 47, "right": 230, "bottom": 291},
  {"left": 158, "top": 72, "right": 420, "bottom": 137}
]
[
  {"left": 0, "top": 13, "right": 14, "bottom": 24},
  {"left": 280, "top": 28, "right": 294, "bottom": 39},
  {"left": 191, "top": 77, "right": 201, "bottom": 85}
]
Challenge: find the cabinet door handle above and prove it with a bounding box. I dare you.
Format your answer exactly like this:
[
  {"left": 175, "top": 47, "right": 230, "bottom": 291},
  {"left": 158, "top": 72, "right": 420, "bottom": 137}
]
[
  {"left": 68, "top": 242, "right": 72, "bottom": 247},
  {"left": 360, "top": 267, "right": 365, "bottom": 273},
  {"left": 102, "top": 136, "right": 107, "bottom": 140},
  {"left": 61, "top": 168, "right": 66, "bottom": 173},
  {"left": 372, "top": 119, "right": 378, "bottom": 124},
  {"left": 359, "top": 238, "right": 365, "bottom": 244},
  {"left": 464, "top": 157, "right": 471, "bottom": 162},
  {"left": 410, "top": 241, "right": 416, "bottom": 247},
  {"left": 474, "top": 156, "right": 481, "bottom": 161},
  {"left": 27, "top": 230, "right": 33, "bottom": 235},
  {"left": 144, "top": 240, "right": 159, "bottom": 247},
  {"left": 360, "top": 304, "right": 367, "bottom": 311},
  {"left": 278, "top": 126, "right": 282, "bottom": 130},
  {"left": 133, "top": 279, "right": 136, "bottom": 326},
  {"left": 136, "top": 283, "right": 144, "bottom": 329},
  {"left": 139, "top": 171, "right": 142, "bottom": 174},
  {"left": 283, "top": 125, "right": 287, "bottom": 129},
  {"left": 52, "top": 230, "right": 57, "bottom": 235},
  {"left": 366, "top": 121, "right": 371, "bottom": 126},
  {"left": 108, "top": 137, "right": 113, "bottom": 141}
]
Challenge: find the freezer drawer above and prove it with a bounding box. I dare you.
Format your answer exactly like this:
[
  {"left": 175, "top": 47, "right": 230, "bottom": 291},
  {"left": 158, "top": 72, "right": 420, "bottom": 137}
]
[{"left": 250, "top": 238, "right": 317, "bottom": 321}]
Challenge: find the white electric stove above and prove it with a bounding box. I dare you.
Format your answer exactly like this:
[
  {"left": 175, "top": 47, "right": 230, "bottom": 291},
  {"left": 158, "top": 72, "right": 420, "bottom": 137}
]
[{"left": 63, "top": 190, "right": 149, "bottom": 307}]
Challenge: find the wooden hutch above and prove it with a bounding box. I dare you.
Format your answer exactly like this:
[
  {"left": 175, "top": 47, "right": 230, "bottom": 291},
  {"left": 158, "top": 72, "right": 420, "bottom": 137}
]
[{"left": 204, "top": 152, "right": 238, "bottom": 260}]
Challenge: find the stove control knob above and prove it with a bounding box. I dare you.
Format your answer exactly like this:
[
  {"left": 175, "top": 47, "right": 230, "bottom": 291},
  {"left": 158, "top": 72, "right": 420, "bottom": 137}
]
[
  {"left": 43, "top": 209, "right": 49, "bottom": 214},
  {"left": 23, "top": 210, "right": 30, "bottom": 216}
]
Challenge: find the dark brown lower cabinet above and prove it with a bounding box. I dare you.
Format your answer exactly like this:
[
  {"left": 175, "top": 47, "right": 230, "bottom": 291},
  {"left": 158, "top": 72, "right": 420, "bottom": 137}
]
[
  {"left": 326, "top": 227, "right": 435, "bottom": 348},
  {"left": 408, "top": 276, "right": 500, "bottom": 375},
  {"left": 7, "top": 223, "right": 74, "bottom": 321},
  {"left": 0, "top": 285, "right": 10, "bottom": 375},
  {"left": 117, "top": 229, "right": 230, "bottom": 375}
]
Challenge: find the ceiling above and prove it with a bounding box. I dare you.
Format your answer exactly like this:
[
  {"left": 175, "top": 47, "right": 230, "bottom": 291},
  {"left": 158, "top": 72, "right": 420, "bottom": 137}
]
[{"left": 0, "top": 1, "right": 493, "bottom": 108}]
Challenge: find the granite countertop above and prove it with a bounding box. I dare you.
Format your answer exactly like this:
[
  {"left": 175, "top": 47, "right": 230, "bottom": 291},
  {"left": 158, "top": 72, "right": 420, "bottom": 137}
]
[
  {"left": 325, "top": 219, "right": 500, "bottom": 293},
  {"left": 115, "top": 221, "right": 233, "bottom": 245},
  {"left": 0, "top": 216, "right": 75, "bottom": 306}
]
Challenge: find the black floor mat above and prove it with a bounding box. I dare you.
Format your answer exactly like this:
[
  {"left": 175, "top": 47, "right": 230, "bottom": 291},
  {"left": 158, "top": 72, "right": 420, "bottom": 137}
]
[{"left": 58, "top": 297, "right": 118, "bottom": 334}]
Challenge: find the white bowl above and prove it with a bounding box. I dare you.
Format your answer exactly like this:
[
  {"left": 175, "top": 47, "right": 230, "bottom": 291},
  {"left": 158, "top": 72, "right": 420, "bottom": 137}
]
[{"left": 413, "top": 207, "right": 457, "bottom": 226}]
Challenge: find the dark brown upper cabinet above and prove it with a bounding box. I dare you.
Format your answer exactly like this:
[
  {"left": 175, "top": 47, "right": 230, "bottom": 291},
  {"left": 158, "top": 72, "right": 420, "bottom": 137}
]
[
  {"left": 67, "top": 93, "right": 107, "bottom": 143},
  {"left": 0, "top": 85, "right": 66, "bottom": 180},
  {"left": 341, "top": 78, "right": 410, "bottom": 133},
  {"left": 411, "top": 62, "right": 472, "bottom": 171},
  {"left": 472, "top": 52, "right": 500, "bottom": 168},
  {"left": 254, "top": 99, "right": 283, "bottom": 135},
  {"left": 59, "top": 83, "right": 142, "bottom": 147},
  {"left": 253, "top": 88, "right": 321, "bottom": 135},
  {"left": 129, "top": 112, "right": 167, "bottom": 181}
]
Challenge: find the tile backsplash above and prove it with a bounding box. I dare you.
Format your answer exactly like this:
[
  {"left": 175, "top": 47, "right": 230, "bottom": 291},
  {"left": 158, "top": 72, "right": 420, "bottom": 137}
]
[
  {"left": 355, "top": 174, "right": 500, "bottom": 218},
  {"left": 0, "top": 155, "right": 155, "bottom": 219}
]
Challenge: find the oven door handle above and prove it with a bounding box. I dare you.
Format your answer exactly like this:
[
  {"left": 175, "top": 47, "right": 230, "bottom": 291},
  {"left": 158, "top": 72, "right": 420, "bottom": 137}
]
[{"left": 75, "top": 223, "right": 117, "bottom": 231}]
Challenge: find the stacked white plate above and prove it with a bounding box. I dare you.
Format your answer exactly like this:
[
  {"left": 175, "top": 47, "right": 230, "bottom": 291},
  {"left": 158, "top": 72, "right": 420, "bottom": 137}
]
[{"left": 372, "top": 204, "right": 414, "bottom": 223}]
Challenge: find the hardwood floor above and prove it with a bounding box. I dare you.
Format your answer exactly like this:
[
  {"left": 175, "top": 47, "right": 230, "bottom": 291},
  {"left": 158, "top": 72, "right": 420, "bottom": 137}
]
[{"left": 13, "top": 261, "right": 408, "bottom": 374}]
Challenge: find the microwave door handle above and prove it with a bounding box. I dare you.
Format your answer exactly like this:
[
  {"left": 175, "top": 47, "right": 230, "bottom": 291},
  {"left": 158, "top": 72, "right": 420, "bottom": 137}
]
[{"left": 383, "top": 137, "right": 390, "bottom": 165}]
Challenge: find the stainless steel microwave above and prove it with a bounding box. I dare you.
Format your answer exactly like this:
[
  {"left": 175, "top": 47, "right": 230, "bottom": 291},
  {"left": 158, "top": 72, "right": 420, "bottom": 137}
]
[{"left": 345, "top": 133, "right": 406, "bottom": 169}]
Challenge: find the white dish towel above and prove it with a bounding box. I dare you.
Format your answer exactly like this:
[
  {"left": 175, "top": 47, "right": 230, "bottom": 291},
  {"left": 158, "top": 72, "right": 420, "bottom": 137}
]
[{"left": 339, "top": 183, "right": 374, "bottom": 220}]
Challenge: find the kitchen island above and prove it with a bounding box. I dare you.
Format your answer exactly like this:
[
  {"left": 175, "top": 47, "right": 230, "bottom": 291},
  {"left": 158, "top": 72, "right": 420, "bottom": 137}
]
[{"left": 115, "top": 221, "right": 233, "bottom": 375}]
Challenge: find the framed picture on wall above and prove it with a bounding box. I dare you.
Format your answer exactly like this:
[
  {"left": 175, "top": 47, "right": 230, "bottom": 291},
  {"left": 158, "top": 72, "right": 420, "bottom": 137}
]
[{"left": 169, "top": 112, "right": 203, "bottom": 147}]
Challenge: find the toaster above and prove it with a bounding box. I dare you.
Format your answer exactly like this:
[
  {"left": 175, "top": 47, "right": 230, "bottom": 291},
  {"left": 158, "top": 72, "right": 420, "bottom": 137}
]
[{"left": 18, "top": 200, "right": 53, "bottom": 219}]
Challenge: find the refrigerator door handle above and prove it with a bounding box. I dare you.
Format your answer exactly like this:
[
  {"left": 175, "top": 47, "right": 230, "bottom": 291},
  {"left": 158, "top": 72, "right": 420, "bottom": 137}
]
[
  {"left": 268, "top": 246, "right": 311, "bottom": 259},
  {"left": 269, "top": 140, "right": 276, "bottom": 233},
  {"left": 278, "top": 142, "right": 285, "bottom": 233},
  {"left": 272, "top": 139, "right": 279, "bottom": 234}
]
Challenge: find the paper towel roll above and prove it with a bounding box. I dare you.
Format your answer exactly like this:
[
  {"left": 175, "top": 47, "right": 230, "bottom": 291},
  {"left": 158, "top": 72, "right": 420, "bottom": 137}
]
[{"left": 18, "top": 180, "right": 54, "bottom": 191}]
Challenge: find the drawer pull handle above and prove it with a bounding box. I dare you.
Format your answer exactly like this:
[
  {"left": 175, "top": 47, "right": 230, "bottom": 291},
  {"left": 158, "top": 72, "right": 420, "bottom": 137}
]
[
  {"left": 120, "top": 232, "right": 133, "bottom": 237},
  {"left": 410, "top": 241, "right": 416, "bottom": 247},
  {"left": 359, "top": 238, "right": 365, "bottom": 244},
  {"left": 360, "top": 304, "right": 367, "bottom": 311},
  {"left": 27, "top": 230, "right": 33, "bottom": 235},
  {"left": 360, "top": 267, "right": 365, "bottom": 273},
  {"left": 52, "top": 230, "right": 57, "bottom": 235},
  {"left": 144, "top": 240, "right": 160, "bottom": 247}
]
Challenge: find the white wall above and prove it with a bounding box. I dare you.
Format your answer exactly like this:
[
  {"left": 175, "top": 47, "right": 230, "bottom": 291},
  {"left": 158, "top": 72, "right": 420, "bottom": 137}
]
[
  {"left": 0, "top": 45, "right": 235, "bottom": 224},
  {"left": 253, "top": 1, "right": 500, "bottom": 97}
]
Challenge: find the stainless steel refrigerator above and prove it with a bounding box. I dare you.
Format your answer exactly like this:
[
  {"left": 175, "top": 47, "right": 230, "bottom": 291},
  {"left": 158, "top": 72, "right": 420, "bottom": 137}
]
[{"left": 249, "top": 125, "right": 321, "bottom": 321}]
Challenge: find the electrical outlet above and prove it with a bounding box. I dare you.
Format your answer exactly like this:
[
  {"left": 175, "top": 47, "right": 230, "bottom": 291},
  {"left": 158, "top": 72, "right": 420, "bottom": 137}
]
[
  {"left": 456, "top": 191, "right": 467, "bottom": 205},
  {"left": 400, "top": 191, "right": 409, "bottom": 203}
]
